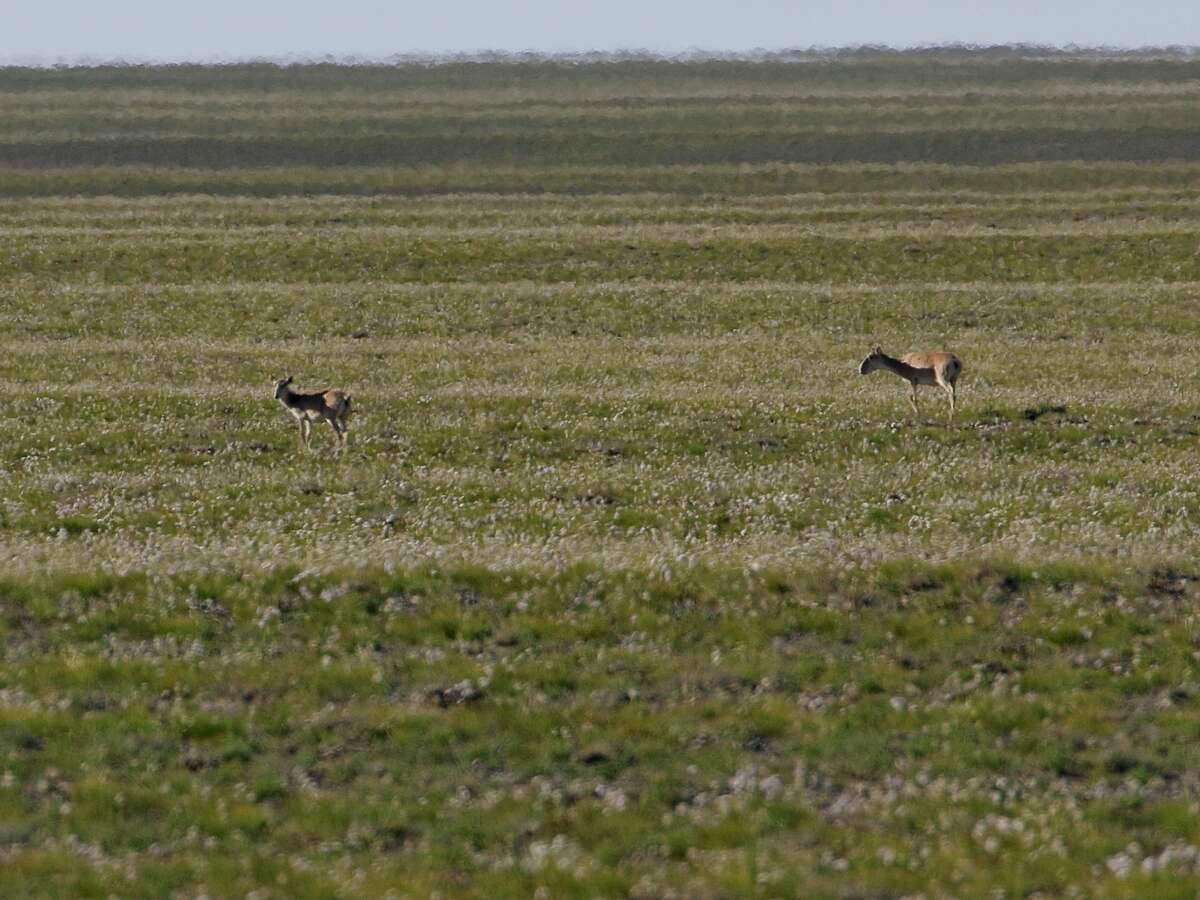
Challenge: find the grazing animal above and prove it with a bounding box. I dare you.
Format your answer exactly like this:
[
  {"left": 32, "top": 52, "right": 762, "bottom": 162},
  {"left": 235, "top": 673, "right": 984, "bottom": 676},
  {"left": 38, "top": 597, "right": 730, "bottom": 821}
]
[
  {"left": 859, "top": 347, "right": 962, "bottom": 421},
  {"left": 272, "top": 376, "right": 352, "bottom": 454}
]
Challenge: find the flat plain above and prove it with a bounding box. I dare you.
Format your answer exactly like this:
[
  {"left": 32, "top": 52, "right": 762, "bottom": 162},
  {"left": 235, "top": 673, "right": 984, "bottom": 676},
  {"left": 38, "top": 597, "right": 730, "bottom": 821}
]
[{"left": 6, "top": 50, "right": 1200, "bottom": 896}]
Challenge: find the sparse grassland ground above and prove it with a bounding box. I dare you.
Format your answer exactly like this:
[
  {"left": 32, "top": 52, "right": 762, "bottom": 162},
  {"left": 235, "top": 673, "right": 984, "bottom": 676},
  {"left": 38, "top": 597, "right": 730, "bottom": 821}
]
[{"left": 5, "top": 50, "right": 1200, "bottom": 897}]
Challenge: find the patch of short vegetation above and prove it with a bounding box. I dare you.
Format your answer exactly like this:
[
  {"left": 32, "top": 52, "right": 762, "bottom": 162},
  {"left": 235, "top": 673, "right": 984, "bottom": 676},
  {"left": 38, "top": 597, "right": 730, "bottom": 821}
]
[{"left": 4, "top": 563, "right": 1200, "bottom": 895}]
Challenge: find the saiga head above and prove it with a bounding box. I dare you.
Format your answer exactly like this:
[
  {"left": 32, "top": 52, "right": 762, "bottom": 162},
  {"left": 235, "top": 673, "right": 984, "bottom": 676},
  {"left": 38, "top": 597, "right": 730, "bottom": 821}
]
[
  {"left": 859, "top": 347, "right": 886, "bottom": 375},
  {"left": 272, "top": 375, "right": 294, "bottom": 400}
]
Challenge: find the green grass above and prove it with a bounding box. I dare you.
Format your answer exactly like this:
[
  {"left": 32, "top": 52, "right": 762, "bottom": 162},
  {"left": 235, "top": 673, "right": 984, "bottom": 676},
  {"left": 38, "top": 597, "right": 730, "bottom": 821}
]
[
  {"left": 5, "top": 564, "right": 1200, "bottom": 896},
  {"left": 5, "top": 49, "right": 1200, "bottom": 896}
]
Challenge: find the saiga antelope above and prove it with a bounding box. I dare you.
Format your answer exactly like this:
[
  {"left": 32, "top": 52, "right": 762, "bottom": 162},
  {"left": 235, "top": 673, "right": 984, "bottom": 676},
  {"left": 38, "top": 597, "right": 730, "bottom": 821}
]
[
  {"left": 272, "top": 376, "right": 353, "bottom": 454},
  {"left": 858, "top": 347, "right": 962, "bottom": 422}
]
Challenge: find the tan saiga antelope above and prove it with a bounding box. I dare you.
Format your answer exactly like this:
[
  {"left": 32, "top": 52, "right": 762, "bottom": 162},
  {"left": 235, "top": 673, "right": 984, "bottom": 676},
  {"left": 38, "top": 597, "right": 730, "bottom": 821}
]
[
  {"left": 858, "top": 347, "right": 962, "bottom": 422},
  {"left": 272, "top": 376, "right": 353, "bottom": 454}
]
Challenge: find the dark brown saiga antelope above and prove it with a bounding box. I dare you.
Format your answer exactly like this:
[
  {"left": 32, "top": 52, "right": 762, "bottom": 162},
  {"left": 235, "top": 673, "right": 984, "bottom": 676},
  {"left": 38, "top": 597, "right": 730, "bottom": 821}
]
[
  {"left": 859, "top": 347, "right": 962, "bottom": 422},
  {"left": 272, "top": 376, "right": 353, "bottom": 455}
]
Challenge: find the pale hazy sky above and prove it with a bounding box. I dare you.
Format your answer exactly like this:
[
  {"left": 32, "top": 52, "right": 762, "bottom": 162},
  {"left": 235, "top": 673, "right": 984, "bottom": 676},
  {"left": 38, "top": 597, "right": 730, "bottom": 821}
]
[{"left": 5, "top": 1, "right": 1198, "bottom": 63}]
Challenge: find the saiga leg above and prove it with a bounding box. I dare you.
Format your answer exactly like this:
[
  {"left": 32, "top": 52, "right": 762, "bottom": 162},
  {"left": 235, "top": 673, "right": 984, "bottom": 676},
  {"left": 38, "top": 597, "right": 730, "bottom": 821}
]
[
  {"left": 937, "top": 378, "right": 955, "bottom": 422},
  {"left": 330, "top": 419, "right": 347, "bottom": 456}
]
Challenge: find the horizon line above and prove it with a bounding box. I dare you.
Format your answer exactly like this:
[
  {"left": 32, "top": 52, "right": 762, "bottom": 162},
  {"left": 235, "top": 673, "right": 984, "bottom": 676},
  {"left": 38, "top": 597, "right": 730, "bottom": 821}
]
[{"left": 3, "top": 43, "right": 1200, "bottom": 69}]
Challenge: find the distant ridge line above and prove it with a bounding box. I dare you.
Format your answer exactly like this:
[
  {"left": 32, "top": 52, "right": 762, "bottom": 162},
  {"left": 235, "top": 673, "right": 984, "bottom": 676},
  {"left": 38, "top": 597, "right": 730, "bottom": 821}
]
[{"left": 3, "top": 44, "right": 1200, "bottom": 69}]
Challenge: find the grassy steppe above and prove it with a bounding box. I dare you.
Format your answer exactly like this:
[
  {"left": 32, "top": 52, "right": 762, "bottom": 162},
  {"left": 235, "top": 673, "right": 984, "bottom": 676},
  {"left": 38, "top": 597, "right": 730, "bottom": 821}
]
[{"left": 4, "top": 50, "right": 1200, "bottom": 896}]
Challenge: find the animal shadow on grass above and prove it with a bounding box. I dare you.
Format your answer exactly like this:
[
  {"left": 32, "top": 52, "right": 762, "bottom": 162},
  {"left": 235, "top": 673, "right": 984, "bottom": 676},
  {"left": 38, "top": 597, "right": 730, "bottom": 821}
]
[{"left": 1023, "top": 404, "right": 1068, "bottom": 422}]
